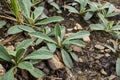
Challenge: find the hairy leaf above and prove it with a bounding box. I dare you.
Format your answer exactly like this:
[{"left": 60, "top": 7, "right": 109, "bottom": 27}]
[
  {"left": 0, "top": 44, "right": 11, "bottom": 62},
  {"left": 35, "top": 16, "right": 64, "bottom": 25},
  {"left": 1, "top": 68, "right": 14, "bottom": 80},
  {"left": 29, "top": 32, "right": 56, "bottom": 44},
  {"left": 61, "top": 49, "right": 73, "bottom": 68},
  {"left": 0, "top": 21, "right": 6, "bottom": 28},
  {"left": 116, "top": 58, "right": 120, "bottom": 76},
  {"left": 7, "top": 25, "right": 23, "bottom": 34},
  {"left": 16, "top": 39, "right": 33, "bottom": 51},
  {"left": 25, "top": 49, "right": 53, "bottom": 60}
]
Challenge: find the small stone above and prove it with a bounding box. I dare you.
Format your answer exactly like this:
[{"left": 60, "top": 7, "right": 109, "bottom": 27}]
[
  {"left": 35, "top": 62, "right": 46, "bottom": 69},
  {"left": 95, "top": 44, "right": 105, "bottom": 50},
  {"left": 0, "top": 64, "right": 5, "bottom": 79},
  {"left": 83, "top": 36, "right": 90, "bottom": 42},
  {"left": 74, "top": 23, "right": 83, "bottom": 30},
  {"left": 105, "top": 53, "right": 110, "bottom": 57},
  {"left": 71, "top": 45, "right": 82, "bottom": 52},
  {"left": 79, "top": 58, "right": 83, "bottom": 62},
  {"left": 43, "top": 67, "right": 50, "bottom": 74},
  {"left": 108, "top": 75, "right": 116, "bottom": 80},
  {"left": 100, "top": 69, "right": 107, "bottom": 75},
  {"left": 100, "top": 50, "right": 104, "bottom": 53},
  {"left": 67, "top": 28, "right": 73, "bottom": 32},
  {"left": 105, "top": 49, "right": 111, "bottom": 53},
  {"left": 6, "top": 45, "right": 14, "bottom": 51},
  {"left": 95, "top": 54, "right": 104, "bottom": 59},
  {"left": 48, "top": 55, "right": 64, "bottom": 70}
]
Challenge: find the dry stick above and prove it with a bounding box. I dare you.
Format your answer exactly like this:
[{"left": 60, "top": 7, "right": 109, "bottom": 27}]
[{"left": 0, "top": 14, "right": 18, "bottom": 22}]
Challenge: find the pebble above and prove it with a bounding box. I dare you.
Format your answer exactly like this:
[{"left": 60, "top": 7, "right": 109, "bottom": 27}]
[
  {"left": 0, "top": 64, "right": 5, "bottom": 79},
  {"left": 105, "top": 53, "right": 110, "bottom": 57},
  {"left": 79, "top": 58, "right": 83, "bottom": 62},
  {"left": 108, "top": 75, "right": 116, "bottom": 80},
  {"left": 100, "top": 69, "right": 107, "bottom": 75},
  {"left": 95, "top": 44, "right": 105, "bottom": 50},
  {"left": 95, "top": 54, "right": 104, "bottom": 59}
]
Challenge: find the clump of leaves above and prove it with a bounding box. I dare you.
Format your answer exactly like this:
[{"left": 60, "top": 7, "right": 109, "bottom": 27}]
[
  {"left": 89, "top": 13, "right": 120, "bottom": 39},
  {"left": 0, "top": 39, "right": 53, "bottom": 80},
  {"left": 29, "top": 24, "right": 90, "bottom": 68},
  {"left": 18, "top": 0, "right": 64, "bottom": 25},
  {"left": 64, "top": 0, "right": 89, "bottom": 15},
  {"left": 85, "top": 2, "right": 119, "bottom": 20}
]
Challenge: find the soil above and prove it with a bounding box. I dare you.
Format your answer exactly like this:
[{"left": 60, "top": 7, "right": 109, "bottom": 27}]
[{"left": 0, "top": 0, "right": 120, "bottom": 80}]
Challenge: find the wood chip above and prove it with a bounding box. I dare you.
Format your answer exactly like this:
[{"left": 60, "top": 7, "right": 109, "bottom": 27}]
[{"left": 0, "top": 64, "right": 5, "bottom": 79}]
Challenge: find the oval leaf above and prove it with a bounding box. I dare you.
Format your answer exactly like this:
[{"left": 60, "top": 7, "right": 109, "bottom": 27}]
[
  {"left": 67, "top": 31, "right": 90, "bottom": 40},
  {"left": 35, "top": 16, "right": 64, "bottom": 25},
  {"left": 7, "top": 25, "right": 23, "bottom": 34},
  {"left": 16, "top": 39, "right": 33, "bottom": 51},
  {"left": 18, "top": 25, "right": 35, "bottom": 32},
  {"left": 29, "top": 32, "right": 56, "bottom": 44},
  {"left": 25, "top": 49, "right": 53, "bottom": 60},
  {"left": 0, "top": 44, "right": 11, "bottom": 62},
  {"left": 61, "top": 49, "right": 73, "bottom": 68},
  {"left": 1, "top": 68, "right": 14, "bottom": 80},
  {"left": 116, "top": 58, "right": 120, "bottom": 76}
]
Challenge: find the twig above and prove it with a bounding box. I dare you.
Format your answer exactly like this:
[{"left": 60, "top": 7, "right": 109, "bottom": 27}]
[{"left": 0, "top": 14, "right": 18, "bottom": 22}]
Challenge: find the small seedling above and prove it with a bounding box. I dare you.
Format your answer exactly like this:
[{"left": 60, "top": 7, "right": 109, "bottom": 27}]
[
  {"left": 29, "top": 24, "right": 90, "bottom": 68},
  {"left": 0, "top": 39, "right": 53, "bottom": 80}
]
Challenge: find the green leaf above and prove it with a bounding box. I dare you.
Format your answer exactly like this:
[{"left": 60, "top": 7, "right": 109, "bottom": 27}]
[
  {"left": 116, "top": 58, "right": 120, "bottom": 76},
  {"left": 61, "top": 49, "right": 73, "bottom": 68},
  {"left": 7, "top": 25, "right": 23, "bottom": 34},
  {"left": 64, "top": 5, "right": 79, "bottom": 14},
  {"left": 107, "top": 4, "right": 115, "bottom": 14},
  {"left": 84, "top": 12, "right": 93, "bottom": 20},
  {"left": 90, "top": 24, "right": 105, "bottom": 30},
  {"left": 0, "top": 21, "right": 6, "bottom": 28},
  {"left": 0, "top": 44, "right": 11, "bottom": 62},
  {"left": 29, "top": 32, "right": 56, "bottom": 44},
  {"left": 97, "top": 13, "right": 108, "bottom": 25},
  {"left": 69, "top": 40, "right": 86, "bottom": 47},
  {"left": 66, "top": 31, "right": 90, "bottom": 40},
  {"left": 50, "top": 2, "right": 62, "bottom": 13},
  {"left": 21, "top": 0, "right": 32, "bottom": 18},
  {"left": 1, "top": 68, "right": 14, "bottom": 80},
  {"left": 16, "top": 39, "right": 33, "bottom": 51},
  {"left": 18, "top": 25, "right": 35, "bottom": 32},
  {"left": 34, "top": 7, "right": 44, "bottom": 20},
  {"left": 29, "top": 67, "right": 45, "bottom": 78},
  {"left": 18, "top": 62, "right": 34, "bottom": 70},
  {"left": 25, "top": 49, "right": 53, "bottom": 60},
  {"left": 18, "top": 61, "right": 45, "bottom": 78},
  {"left": 35, "top": 38, "right": 43, "bottom": 45},
  {"left": 18, "top": 61, "right": 44, "bottom": 78},
  {"left": 54, "top": 24, "right": 61, "bottom": 39},
  {"left": 35, "top": 16, "right": 64, "bottom": 25},
  {"left": 47, "top": 42, "right": 56, "bottom": 52},
  {"left": 10, "top": 0, "right": 19, "bottom": 18},
  {"left": 70, "top": 52, "right": 79, "bottom": 62},
  {"left": 16, "top": 48, "right": 25, "bottom": 62},
  {"left": 111, "top": 25, "right": 120, "bottom": 30}
]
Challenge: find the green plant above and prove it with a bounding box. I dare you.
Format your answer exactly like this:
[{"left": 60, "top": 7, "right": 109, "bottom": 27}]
[
  {"left": 0, "top": 21, "right": 6, "bottom": 29},
  {"left": 89, "top": 13, "right": 120, "bottom": 39},
  {"left": 85, "top": 2, "right": 118, "bottom": 20},
  {"left": 10, "top": 0, "right": 23, "bottom": 24},
  {"left": 18, "top": 0, "right": 64, "bottom": 25},
  {"left": 0, "top": 39, "right": 53, "bottom": 80},
  {"left": 29, "top": 24, "right": 90, "bottom": 68},
  {"left": 64, "top": 0, "right": 89, "bottom": 15}
]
